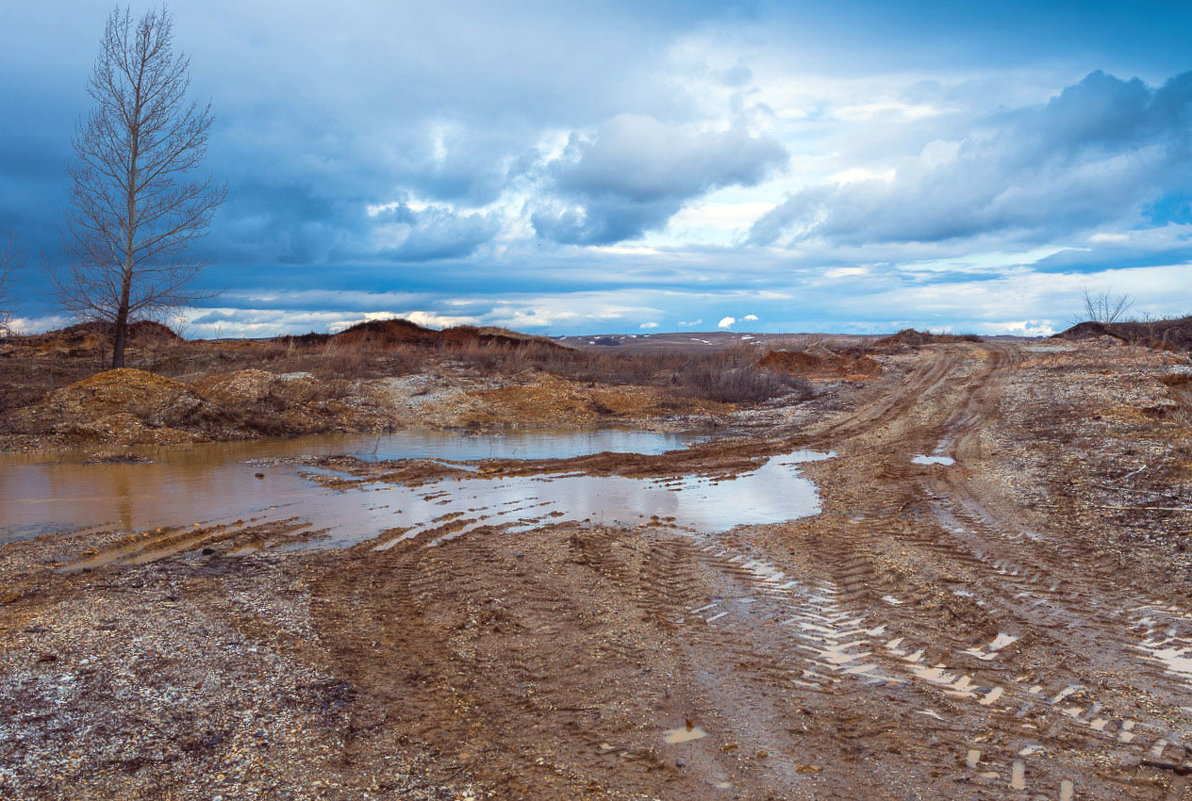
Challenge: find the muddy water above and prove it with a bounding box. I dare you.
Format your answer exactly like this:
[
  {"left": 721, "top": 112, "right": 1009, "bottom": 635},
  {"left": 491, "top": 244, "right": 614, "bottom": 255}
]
[
  {"left": 362, "top": 450, "right": 829, "bottom": 551},
  {"left": 0, "top": 429, "right": 702, "bottom": 541},
  {"left": 1, "top": 431, "right": 827, "bottom": 550}
]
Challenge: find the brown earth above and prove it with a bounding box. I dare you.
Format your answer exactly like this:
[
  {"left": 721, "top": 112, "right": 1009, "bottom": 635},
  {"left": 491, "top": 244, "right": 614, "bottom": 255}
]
[
  {"left": 759, "top": 345, "right": 883, "bottom": 380},
  {"left": 0, "top": 320, "right": 812, "bottom": 454},
  {"left": 6, "top": 338, "right": 1192, "bottom": 798}
]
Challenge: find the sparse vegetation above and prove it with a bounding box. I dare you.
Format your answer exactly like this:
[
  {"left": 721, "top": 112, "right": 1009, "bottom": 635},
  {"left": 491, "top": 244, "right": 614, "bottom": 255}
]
[{"left": 1079, "top": 288, "right": 1133, "bottom": 325}]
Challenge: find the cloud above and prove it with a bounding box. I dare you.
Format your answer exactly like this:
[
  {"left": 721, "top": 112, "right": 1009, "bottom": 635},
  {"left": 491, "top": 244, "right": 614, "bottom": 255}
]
[
  {"left": 532, "top": 114, "right": 787, "bottom": 244},
  {"left": 640, "top": 321, "right": 659, "bottom": 329},
  {"left": 717, "top": 316, "right": 736, "bottom": 328},
  {"left": 678, "top": 319, "right": 702, "bottom": 327},
  {"left": 743, "top": 313, "right": 758, "bottom": 321},
  {"left": 373, "top": 201, "right": 504, "bottom": 262},
  {"left": 750, "top": 70, "right": 1192, "bottom": 248}
]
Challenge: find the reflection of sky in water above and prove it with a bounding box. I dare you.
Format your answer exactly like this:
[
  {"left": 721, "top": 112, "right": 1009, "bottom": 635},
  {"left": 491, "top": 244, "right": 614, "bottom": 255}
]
[
  {"left": 0, "top": 430, "right": 828, "bottom": 547},
  {"left": 911, "top": 454, "right": 954, "bottom": 466}
]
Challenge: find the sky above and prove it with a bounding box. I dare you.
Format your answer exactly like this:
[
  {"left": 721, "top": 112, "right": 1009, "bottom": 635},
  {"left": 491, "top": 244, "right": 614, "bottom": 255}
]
[{"left": 2, "top": 1, "right": 1192, "bottom": 338}]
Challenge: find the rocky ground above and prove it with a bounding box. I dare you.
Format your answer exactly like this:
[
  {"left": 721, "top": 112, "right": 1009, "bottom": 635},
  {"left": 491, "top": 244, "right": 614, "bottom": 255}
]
[{"left": 4, "top": 334, "right": 1192, "bottom": 799}]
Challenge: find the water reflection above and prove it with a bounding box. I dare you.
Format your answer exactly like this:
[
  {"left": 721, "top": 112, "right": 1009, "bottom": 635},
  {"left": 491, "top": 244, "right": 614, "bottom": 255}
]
[{"left": 0, "top": 431, "right": 830, "bottom": 553}]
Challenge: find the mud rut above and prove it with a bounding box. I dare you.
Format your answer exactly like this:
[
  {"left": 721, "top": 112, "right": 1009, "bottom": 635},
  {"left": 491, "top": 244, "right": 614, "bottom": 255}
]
[{"left": 309, "top": 343, "right": 1192, "bottom": 800}]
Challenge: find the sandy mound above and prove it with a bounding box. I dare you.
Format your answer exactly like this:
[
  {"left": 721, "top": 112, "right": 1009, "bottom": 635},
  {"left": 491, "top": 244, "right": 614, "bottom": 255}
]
[
  {"left": 760, "top": 348, "right": 883, "bottom": 380},
  {"left": 20, "top": 321, "right": 183, "bottom": 357},
  {"left": 6, "top": 368, "right": 207, "bottom": 446}
]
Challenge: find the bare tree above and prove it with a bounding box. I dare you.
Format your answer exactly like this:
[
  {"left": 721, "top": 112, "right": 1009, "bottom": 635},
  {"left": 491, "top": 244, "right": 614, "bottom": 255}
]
[
  {"left": 1080, "top": 288, "right": 1133, "bottom": 325},
  {"left": 58, "top": 6, "right": 225, "bottom": 368}
]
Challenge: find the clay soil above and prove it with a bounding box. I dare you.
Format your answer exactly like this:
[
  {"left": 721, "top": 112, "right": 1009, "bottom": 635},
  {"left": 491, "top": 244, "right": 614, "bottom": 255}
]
[{"left": 6, "top": 335, "right": 1192, "bottom": 799}]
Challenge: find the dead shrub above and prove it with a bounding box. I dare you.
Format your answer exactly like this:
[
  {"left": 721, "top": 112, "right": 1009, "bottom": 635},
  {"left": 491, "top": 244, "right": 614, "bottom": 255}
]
[{"left": 673, "top": 346, "right": 813, "bottom": 404}]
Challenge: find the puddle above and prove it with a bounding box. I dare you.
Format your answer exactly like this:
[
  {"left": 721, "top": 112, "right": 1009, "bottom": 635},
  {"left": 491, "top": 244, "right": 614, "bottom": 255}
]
[
  {"left": 1134, "top": 637, "right": 1192, "bottom": 682},
  {"left": 364, "top": 450, "right": 829, "bottom": 551},
  {"left": 911, "top": 455, "right": 955, "bottom": 466},
  {"left": 1009, "top": 760, "right": 1026, "bottom": 790},
  {"left": 663, "top": 724, "right": 708, "bottom": 744},
  {"left": 0, "top": 429, "right": 711, "bottom": 543},
  {"left": 1, "top": 432, "right": 830, "bottom": 556}
]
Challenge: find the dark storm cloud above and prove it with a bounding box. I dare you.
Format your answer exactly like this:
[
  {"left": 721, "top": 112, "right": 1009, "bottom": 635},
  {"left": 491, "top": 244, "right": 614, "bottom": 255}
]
[
  {"left": 750, "top": 70, "right": 1192, "bottom": 247},
  {"left": 532, "top": 114, "right": 786, "bottom": 244},
  {"left": 381, "top": 204, "right": 504, "bottom": 262}
]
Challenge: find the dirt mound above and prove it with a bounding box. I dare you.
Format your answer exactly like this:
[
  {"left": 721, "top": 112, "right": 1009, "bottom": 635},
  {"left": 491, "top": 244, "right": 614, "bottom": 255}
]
[
  {"left": 1058, "top": 321, "right": 1110, "bottom": 340},
  {"left": 189, "top": 369, "right": 391, "bottom": 438},
  {"left": 1057, "top": 316, "right": 1192, "bottom": 350},
  {"left": 760, "top": 348, "right": 883, "bottom": 380},
  {"left": 875, "top": 329, "right": 981, "bottom": 347},
  {"left": 329, "top": 318, "right": 563, "bottom": 350},
  {"left": 6, "top": 368, "right": 207, "bottom": 446},
  {"left": 57, "top": 368, "right": 191, "bottom": 414},
  {"left": 441, "top": 373, "right": 727, "bottom": 428},
  {"left": 330, "top": 319, "right": 441, "bottom": 347},
  {"left": 4, "top": 367, "right": 398, "bottom": 449},
  {"left": 25, "top": 321, "right": 182, "bottom": 351}
]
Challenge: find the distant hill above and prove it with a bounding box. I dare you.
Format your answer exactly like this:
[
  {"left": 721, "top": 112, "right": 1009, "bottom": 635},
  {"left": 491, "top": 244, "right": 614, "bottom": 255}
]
[{"left": 326, "top": 319, "right": 564, "bottom": 350}]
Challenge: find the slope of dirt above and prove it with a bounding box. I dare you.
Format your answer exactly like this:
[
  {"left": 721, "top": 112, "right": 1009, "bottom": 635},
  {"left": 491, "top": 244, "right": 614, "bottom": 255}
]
[
  {"left": 1058, "top": 315, "right": 1192, "bottom": 350},
  {"left": 760, "top": 346, "right": 883, "bottom": 380},
  {"left": 17, "top": 321, "right": 182, "bottom": 356},
  {"left": 9, "top": 340, "right": 1192, "bottom": 798},
  {"left": 0, "top": 365, "right": 733, "bottom": 454}
]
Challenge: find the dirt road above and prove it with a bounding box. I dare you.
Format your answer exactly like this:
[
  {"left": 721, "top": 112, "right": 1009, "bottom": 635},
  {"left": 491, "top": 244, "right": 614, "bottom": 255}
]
[{"left": 5, "top": 339, "right": 1192, "bottom": 799}]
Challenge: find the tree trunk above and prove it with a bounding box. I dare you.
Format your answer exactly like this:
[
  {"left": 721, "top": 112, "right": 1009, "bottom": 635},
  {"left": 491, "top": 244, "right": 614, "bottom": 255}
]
[
  {"left": 111, "top": 265, "right": 133, "bottom": 368},
  {"left": 111, "top": 307, "right": 128, "bottom": 368}
]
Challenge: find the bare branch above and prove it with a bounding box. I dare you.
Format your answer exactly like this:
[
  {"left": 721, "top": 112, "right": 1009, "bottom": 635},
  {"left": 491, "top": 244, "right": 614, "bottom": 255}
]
[
  {"left": 1080, "top": 288, "right": 1133, "bottom": 325},
  {"left": 57, "top": 5, "right": 225, "bottom": 368}
]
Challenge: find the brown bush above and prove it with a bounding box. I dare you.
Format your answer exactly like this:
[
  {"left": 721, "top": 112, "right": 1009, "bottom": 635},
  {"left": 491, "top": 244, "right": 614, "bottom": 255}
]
[{"left": 673, "top": 346, "right": 813, "bottom": 404}]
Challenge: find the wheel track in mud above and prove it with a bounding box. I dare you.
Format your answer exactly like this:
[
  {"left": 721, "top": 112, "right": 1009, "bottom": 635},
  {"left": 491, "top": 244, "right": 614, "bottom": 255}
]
[{"left": 790, "top": 342, "right": 1192, "bottom": 798}]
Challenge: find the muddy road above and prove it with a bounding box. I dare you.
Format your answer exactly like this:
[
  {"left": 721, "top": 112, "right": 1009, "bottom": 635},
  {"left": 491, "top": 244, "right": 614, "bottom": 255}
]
[{"left": 4, "top": 339, "right": 1192, "bottom": 799}]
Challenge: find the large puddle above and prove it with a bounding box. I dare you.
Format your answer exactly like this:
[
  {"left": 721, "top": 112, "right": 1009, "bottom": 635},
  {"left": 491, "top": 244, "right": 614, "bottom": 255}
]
[{"left": 0, "top": 430, "right": 829, "bottom": 554}]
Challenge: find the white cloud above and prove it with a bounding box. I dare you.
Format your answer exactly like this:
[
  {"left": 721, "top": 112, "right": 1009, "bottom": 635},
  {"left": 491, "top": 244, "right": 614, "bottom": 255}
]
[
  {"left": 678, "top": 319, "right": 703, "bottom": 327},
  {"left": 6, "top": 314, "right": 70, "bottom": 336},
  {"left": 718, "top": 316, "right": 736, "bottom": 328},
  {"left": 743, "top": 313, "right": 759, "bottom": 321},
  {"left": 833, "top": 101, "right": 946, "bottom": 122},
  {"left": 378, "top": 311, "right": 482, "bottom": 329},
  {"left": 829, "top": 167, "right": 896, "bottom": 185},
  {"left": 640, "top": 321, "right": 659, "bottom": 329},
  {"left": 824, "top": 267, "right": 869, "bottom": 279}
]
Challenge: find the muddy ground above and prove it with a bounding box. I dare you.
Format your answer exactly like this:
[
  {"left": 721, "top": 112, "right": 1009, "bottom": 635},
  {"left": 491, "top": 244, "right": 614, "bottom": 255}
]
[{"left": 5, "top": 336, "right": 1192, "bottom": 799}]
